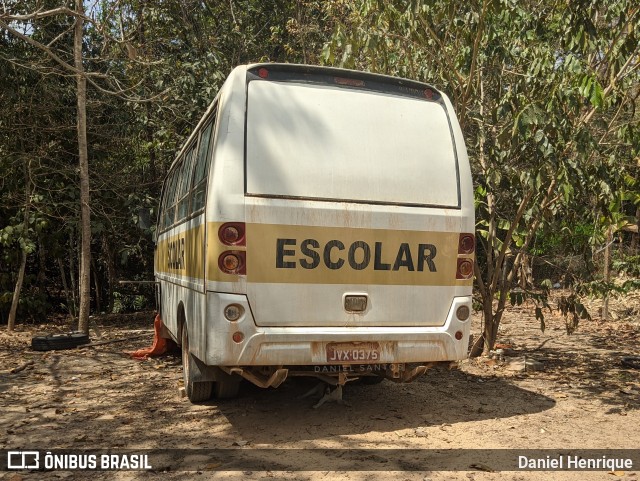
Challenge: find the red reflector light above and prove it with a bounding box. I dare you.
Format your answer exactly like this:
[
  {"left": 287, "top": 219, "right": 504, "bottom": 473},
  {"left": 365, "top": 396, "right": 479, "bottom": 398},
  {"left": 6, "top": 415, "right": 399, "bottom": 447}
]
[
  {"left": 456, "top": 259, "right": 474, "bottom": 279},
  {"left": 258, "top": 68, "right": 269, "bottom": 79},
  {"left": 334, "top": 77, "right": 365, "bottom": 87},
  {"left": 219, "top": 251, "right": 246, "bottom": 275},
  {"left": 219, "top": 222, "right": 245, "bottom": 246},
  {"left": 232, "top": 331, "right": 244, "bottom": 343},
  {"left": 458, "top": 233, "right": 475, "bottom": 254},
  {"left": 455, "top": 330, "right": 463, "bottom": 340}
]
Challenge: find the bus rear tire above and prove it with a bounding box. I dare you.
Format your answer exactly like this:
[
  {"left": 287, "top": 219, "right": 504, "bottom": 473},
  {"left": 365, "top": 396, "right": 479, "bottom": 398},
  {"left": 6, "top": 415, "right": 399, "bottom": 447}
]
[{"left": 181, "top": 326, "right": 213, "bottom": 402}]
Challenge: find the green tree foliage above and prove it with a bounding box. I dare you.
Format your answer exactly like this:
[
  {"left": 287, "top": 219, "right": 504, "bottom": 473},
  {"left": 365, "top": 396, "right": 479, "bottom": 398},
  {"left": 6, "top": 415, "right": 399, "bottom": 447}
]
[
  {"left": 1, "top": 0, "right": 637, "bottom": 349},
  {"left": 0, "top": 8, "right": 79, "bottom": 324},
  {"left": 322, "top": 0, "right": 640, "bottom": 353},
  {"left": 0, "top": 0, "right": 336, "bottom": 326}
]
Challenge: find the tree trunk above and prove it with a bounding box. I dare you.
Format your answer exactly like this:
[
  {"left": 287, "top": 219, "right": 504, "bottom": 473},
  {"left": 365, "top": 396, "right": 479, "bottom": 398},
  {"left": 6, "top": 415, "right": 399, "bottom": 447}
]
[
  {"left": 482, "top": 297, "right": 500, "bottom": 355},
  {"left": 138, "top": 1, "right": 157, "bottom": 187},
  {"left": 631, "top": 206, "right": 640, "bottom": 253},
  {"left": 57, "top": 257, "right": 76, "bottom": 318},
  {"left": 7, "top": 252, "right": 27, "bottom": 331},
  {"left": 103, "top": 235, "right": 116, "bottom": 313},
  {"left": 601, "top": 226, "right": 613, "bottom": 320},
  {"left": 8, "top": 159, "right": 31, "bottom": 331},
  {"left": 91, "top": 256, "right": 101, "bottom": 313},
  {"left": 69, "top": 234, "right": 78, "bottom": 317},
  {"left": 75, "top": 0, "right": 91, "bottom": 334},
  {"left": 37, "top": 232, "right": 47, "bottom": 294},
  {"left": 470, "top": 295, "right": 495, "bottom": 357}
]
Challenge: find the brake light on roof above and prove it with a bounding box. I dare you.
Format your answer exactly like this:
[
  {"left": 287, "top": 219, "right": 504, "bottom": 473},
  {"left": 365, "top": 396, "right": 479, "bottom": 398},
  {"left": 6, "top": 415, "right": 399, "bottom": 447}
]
[
  {"left": 258, "top": 68, "right": 269, "bottom": 79},
  {"left": 334, "top": 77, "right": 365, "bottom": 87}
]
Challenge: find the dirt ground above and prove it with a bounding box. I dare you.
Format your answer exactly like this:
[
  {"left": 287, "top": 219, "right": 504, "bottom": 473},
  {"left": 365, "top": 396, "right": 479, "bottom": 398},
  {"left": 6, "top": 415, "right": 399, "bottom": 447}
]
[{"left": 1, "top": 292, "right": 639, "bottom": 481}]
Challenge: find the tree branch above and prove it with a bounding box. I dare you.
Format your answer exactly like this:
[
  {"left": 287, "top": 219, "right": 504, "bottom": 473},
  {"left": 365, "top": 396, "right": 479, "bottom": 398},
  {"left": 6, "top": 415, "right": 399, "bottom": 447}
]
[
  {"left": 489, "top": 189, "right": 534, "bottom": 296},
  {"left": 0, "top": 18, "right": 102, "bottom": 78},
  {"left": 415, "top": 14, "right": 466, "bottom": 87},
  {"left": 474, "top": 260, "right": 487, "bottom": 299},
  {"left": 0, "top": 18, "right": 170, "bottom": 102},
  {"left": 579, "top": 50, "right": 639, "bottom": 127},
  {"left": 1, "top": 7, "right": 94, "bottom": 24},
  {"left": 463, "top": 0, "right": 489, "bottom": 106}
]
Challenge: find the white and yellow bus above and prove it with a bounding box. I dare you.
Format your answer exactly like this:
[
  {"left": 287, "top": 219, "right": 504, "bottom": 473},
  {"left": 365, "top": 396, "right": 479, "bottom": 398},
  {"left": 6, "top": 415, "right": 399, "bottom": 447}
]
[{"left": 154, "top": 63, "right": 475, "bottom": 402}]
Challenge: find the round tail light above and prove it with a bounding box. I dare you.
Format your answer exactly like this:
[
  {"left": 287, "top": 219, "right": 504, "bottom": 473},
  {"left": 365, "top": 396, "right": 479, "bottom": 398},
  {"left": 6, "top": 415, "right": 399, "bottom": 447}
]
[
  {"left": 222, "top": 254, "right": 239, "bottom": 271},
  {"left": 218, "top": 223, "right": 245, "bottom": 246},
  {"left": 222, "top": 226, "right": 239, "bottom": 244},
  {"left": 459, "top": 234, "right": 475, "bottom": 254},
  {"left": 218, "top": 251, "right": 246, "bottom": 274},
  {"left": 224, "top": 304, "right": 244, "bottom": 322},
  {"left": 456, "top": 305, "right": 470, "bottom": 321},
  {"left": 457, "top": 259, "right": 474, "bottom": 279}
]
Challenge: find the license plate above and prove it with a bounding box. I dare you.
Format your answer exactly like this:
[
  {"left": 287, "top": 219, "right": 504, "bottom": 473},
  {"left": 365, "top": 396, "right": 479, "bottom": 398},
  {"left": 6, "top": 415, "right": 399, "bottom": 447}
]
[{"left": 326, "top": 342, "right": 380, "bottom": 363}]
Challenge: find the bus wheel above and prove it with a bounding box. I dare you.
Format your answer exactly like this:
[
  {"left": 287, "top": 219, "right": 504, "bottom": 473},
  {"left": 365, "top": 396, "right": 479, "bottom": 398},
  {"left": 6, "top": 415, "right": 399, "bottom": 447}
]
[
  {"left": 181, "top": 327, "right": 213, "bottom": 402},
  {"left": 213, "top": 368, "right": 241, "bottom": 399}
]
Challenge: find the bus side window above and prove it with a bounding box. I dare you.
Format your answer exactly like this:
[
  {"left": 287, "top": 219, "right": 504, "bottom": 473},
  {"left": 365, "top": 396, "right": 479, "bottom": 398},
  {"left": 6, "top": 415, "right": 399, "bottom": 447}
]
[
  {"left": 192, "top": 117, "right": 214, "bottom": 212},
  {"left": 177, "top": 146, "right": 196, "bottom": 221},
  {"left": 162, "top": 164, "right": 180, "bottom": 229}
]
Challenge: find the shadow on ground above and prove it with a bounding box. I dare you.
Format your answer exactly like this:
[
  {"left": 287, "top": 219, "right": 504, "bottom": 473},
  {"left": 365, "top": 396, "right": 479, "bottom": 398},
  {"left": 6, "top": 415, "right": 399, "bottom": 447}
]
[
  {"left": 513, "top": 324, "right": 640, "bottom": 413},
  {"left": 217, "top": 367, "right": 556, "bottom": 444}
]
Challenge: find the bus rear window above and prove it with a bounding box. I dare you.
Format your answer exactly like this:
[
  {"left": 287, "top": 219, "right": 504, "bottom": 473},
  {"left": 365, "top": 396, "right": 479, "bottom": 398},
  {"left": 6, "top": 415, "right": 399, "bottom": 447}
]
[{"left": 245, "top": 81, "right": 459, "bottom": 208}]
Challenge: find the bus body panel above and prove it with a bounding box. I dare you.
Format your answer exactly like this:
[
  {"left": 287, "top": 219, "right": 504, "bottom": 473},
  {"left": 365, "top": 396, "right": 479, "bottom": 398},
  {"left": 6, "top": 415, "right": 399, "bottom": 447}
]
[
  {"left": 204, "top": 291, "right": 472, "bottom": 366},
  {"left": 245, "top": 80, "right": 460, "bottom": 207},
  {"left": 241, "top": 70, "right": 472, "bottom": 330},
  {"left": 154, "top": 63, "right": 474, "bottom": 373},
  {"left": 241, "top": 209, "right": 471, "bottom": 327}
]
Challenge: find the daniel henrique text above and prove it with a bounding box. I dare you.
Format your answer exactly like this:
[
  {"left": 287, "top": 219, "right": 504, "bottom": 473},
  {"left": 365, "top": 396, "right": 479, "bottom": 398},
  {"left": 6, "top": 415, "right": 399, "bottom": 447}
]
[{"left": 518, "top": 455, "right": 633, "bottom": 471}]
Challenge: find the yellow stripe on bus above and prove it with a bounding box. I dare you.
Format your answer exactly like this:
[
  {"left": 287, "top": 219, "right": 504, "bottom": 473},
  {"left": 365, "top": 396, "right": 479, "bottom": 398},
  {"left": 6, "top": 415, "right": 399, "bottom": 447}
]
[
  {"left": 245, "top": 223, "right": 466, "bottom": 286},
  {"left": 157, "top": 222, "right": 473, "bottom": 286},
  {"left": 155, "top": 224, "right": 205, "bottom": 279}
]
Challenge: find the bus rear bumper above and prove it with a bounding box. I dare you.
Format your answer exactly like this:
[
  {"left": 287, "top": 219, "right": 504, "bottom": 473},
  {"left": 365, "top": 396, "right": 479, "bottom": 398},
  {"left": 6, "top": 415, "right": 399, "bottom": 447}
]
[{"left": 205, "top": 292, "right": 472, "bottom": 366}]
